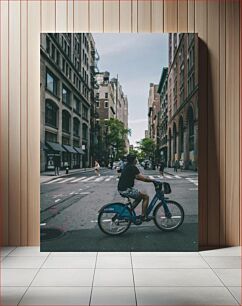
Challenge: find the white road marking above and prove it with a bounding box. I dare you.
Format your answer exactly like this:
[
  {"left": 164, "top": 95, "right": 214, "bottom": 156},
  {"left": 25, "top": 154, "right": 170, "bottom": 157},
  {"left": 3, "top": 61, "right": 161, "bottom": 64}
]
[
  {"left": 70, "top": 177, "right": 87, "bottom": 183},
  {"left": 91, "top": 220, "right": 98, "bottom": 223},
  {"left": 69, "top": 192, "right": 74, "bottom": 195},
  {"left": 79, "top": 192, "right": 90, "bottom": 195},
  {"left": 81, "top": 176, "right": 96, "bottom": 182},
  {"left": 79, "top": 188, "right": 83, "bottom": 191},
  {"left": 58, "top": 177, "right": 75, "bottom": 184},
  {"left": 105, "top": 175, "right": 114, "bottom": 182},
  {"left": 174, "top": 175, "right": 182, "bottom": 179},
  {"left": 189, "top": 188, "right": 198, "bottom": 191},
  {"left": 149, "top": 176, "right": 155, "bottom": 179},
  {"left": 44, "top": 178, "right": 64, "bottom": 184},
  {"left": 94, "top": 176, "right": 105, "bottom": 182},
  {"left": 164, "top": 174, "right": 173, "bottom": 179},
  {"left": 54, "top": 199, "right": 61, "bottom": 203}
]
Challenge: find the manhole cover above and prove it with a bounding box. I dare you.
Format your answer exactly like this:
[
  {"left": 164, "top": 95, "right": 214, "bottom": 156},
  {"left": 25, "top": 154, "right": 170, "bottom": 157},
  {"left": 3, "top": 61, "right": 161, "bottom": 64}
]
[{"left": 41, "top": 228, "right": 64, "bottom": 241}]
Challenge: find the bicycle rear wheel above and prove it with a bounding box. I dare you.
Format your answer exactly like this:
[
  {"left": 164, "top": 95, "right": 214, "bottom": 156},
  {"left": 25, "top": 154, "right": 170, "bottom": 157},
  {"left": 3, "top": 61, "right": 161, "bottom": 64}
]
[
  {"left": 98, "top": 203, "right": 131, "bottom": 236},
  {"left": 153, "top": 200, "right": 184, "bottom": 231}
]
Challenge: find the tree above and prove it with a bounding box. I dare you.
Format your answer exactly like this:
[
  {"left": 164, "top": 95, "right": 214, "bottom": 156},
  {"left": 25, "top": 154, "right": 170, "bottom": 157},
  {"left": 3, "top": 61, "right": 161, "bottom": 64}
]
[{"left": 137, "top": 137, "right": 156, "bottom": 159}]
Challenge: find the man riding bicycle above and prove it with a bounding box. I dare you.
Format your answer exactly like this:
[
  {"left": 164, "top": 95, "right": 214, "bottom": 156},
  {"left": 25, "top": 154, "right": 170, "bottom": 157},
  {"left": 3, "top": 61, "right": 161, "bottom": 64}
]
[{"left": 118, "top": 153, "right": 155, "bottom": 221}]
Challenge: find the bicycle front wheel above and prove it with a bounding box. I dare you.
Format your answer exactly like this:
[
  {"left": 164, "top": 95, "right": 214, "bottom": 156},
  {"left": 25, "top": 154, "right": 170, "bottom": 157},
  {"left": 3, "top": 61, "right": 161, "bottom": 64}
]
[
  {"left": 153, "top": 200, "right": 184, "bottom": 231},
  {"left": 98, "top": 203, "right": 131, "bottom": 236}
]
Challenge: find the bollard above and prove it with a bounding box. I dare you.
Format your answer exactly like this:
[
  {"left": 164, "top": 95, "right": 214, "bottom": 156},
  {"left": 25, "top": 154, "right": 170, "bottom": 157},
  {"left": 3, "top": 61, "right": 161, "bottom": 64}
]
[{"left": 66, "top": 167, "right": 69, "bottom": 174}]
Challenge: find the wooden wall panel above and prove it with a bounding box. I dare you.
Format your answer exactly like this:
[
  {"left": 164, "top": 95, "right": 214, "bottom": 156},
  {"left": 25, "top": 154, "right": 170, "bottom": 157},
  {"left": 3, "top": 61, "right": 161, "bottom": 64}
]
[
  {"left": 0, "top": 1, "right": 9, "bottom": 245},
  {"left": 137, "top": 0, "right": 151, "bottom": 32},
  {"left": 207, "top": 0, "right": 220, "bottom": 246},
  {"left": 120, "top": 0, "right": 132, "bottom": 32},
  {"left": 9, "top": 0, "right": 21, "bottom": 245},
  {"left": 219, "top": 0, "right": 226, "bottom": 246},
  {"left": 41, "top": 0, "right": 56, "bottom": 32},
  {"left": 27, "top": 1, "right": 40, "bottom": 245},
  {"left": 20, "top": 0, "right": 28, "bottom": 245},
  {"left": 195, "top": 0, "right": 208, "bottom": 246},
  {"left": 164, "top": 0, "right": 177, "bottom": 32},
  {"left": 104, "top": 0, "right": 119, "bottom": 32},
  {"left": 151, "top": 0, "right": 164, "bottom": 33},
  {"left": 225, "top": 0, "right": 240, "bottom": 246},
  {"left": 56, "top": 0, "right": 67, "bottom": 32},
  {"left": 0, "top": 0, "right": 241, "bottom": 247},
  {"left": 90, "top": 1, "right": 104, "bottom": 32}
]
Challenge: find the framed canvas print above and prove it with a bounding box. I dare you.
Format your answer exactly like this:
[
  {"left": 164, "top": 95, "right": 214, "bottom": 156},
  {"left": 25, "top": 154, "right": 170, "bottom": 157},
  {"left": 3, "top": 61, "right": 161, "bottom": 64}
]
[{"left": 40, "top": 33, "right": 198, "bottom": 252}]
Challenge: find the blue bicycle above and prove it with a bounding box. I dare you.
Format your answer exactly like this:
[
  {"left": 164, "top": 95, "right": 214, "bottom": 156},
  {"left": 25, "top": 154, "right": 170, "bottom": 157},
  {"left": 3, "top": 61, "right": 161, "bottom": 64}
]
[{"left": 98, "top": 181, "right": 184, "bottom": 236}]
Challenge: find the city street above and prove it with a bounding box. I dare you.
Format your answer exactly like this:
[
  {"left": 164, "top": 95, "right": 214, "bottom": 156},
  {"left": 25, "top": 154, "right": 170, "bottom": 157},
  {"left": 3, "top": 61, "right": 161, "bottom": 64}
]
[{"left": 40, "top": 167, "right": 198, "bottom": 252}]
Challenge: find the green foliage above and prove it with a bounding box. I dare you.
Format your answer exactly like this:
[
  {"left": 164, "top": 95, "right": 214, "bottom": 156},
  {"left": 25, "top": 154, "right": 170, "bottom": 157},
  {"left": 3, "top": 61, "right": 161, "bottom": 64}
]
[{"left": 136, "top": 137, "right": 156, "bottom": 159}]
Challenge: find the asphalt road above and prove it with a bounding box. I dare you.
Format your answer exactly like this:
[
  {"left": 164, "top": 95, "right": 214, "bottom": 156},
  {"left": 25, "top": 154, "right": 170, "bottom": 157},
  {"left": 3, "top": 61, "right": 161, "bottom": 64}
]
[{"left": 40, "top": 167, "right": 198, "bottom": 252}]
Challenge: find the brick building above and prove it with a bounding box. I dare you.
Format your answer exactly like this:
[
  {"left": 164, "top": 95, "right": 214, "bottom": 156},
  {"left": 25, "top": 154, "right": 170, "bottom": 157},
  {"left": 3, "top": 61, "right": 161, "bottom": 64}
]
[
  {"left": 148, "top": 83, "right": 160, "bottom": 144},
  {"left": 167, "top": 33, "right": 198, "bottom": 170}
]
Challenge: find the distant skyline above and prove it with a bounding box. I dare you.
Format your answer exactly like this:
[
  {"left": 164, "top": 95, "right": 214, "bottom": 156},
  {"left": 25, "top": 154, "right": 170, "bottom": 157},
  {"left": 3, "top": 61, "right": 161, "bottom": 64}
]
[{"left": 93, "top": 33, "right": 169, "bottom": 146}]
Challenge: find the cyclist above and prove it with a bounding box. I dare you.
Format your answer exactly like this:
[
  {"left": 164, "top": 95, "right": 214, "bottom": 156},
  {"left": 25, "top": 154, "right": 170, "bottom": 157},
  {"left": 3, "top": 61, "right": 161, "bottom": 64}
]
[{"left": 118, "top": 153, "right": 154, "bottom": 221}]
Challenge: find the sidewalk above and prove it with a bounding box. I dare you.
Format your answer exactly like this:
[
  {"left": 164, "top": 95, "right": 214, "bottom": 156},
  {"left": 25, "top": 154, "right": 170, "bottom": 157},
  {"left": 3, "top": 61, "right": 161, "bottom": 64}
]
[
  {"left": 165, "top": 167, "right": 198, "bottom": 178},
  {"left": 40, "top": 167, "right": 95, "bottom": 184}
]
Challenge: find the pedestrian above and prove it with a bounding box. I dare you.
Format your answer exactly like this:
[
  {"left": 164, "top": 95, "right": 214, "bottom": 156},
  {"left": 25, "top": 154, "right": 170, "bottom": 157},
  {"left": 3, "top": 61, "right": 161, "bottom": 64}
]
[
  {"left": 54, "top": 155, "right": 60, "bottom": 176},
  {"left": 174, "top": 159, "right": 179, "bottom": 172},
  {"left": 179, "top": 159, "right": 184, "bottom": 171},
  {"left": 94, "top": 160, "right": 101, "bottom": 176},
  {"left": 159, "top": 161, "right": 165, "bottom": 177}
]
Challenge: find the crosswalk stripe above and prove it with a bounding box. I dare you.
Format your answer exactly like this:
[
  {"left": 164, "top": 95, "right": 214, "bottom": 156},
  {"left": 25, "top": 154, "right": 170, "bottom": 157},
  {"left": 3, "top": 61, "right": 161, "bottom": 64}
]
[
  {"left": 58, "top": 177, "right": 76, "bottom": 184},
  {"left": 105, "top": 176, "right": 114, "bottom": 182},
  {"left": 70, "top": 177, "right": 87, "bottom": 183},
  {"left": 94, "top": 176, "right": 105, "bottom": 182},
  {"left": 44, "top": 178, "right": 64, "bottom": 184},
  {"left": 164, "top": 175, "right": 172, "bottom": 179},
  {"left": 174, "top": 175, "right": 182, "bottom": 179},
  {"left": 149, "top": 176, "right": 155, "bottom": 179},
  {"left": 81, "top": 176, "right": 96, "bottom": 182}
]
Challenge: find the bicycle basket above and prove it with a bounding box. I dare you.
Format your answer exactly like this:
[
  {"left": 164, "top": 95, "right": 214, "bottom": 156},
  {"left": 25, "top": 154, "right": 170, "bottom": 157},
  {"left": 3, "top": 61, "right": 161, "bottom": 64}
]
[{"left": 163, "top": 182, "right": 171, "bottom": 194}]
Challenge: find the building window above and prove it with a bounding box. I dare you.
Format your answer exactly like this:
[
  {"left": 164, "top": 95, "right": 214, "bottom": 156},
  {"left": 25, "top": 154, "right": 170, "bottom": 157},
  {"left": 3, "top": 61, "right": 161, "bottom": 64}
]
[
  {"left": 62, "top": 59, "right": 66, "bottom": 73},
  {"left": 82, "top": 124, "right": 88, "bottom": 140},
  {"left": 62, "top": 85, "right": 71, "bottom": 106},
  {"left": 46, "top": 36, "right": 50, "bottom": 54},
  {"left": 74, "top": 97, "right": 81, "bottom": 113},
  {"left": 46, "top": 71, "right": 57, "bottom": 96},
  {"left": 96, "top": 93, "right": 99, "bottom": 99},
  {"left": 45, "top": 131, "right": 57, "bottom": 143},
  {"left": 56, "top": 51, "right": 60, "bottom": 66},
  {"left": 82, "top": 105, "right": 88, "bottom": 120},
  {"left": 51, "top": 44, "right": 55, "bottom": 60},
  {"left": 96, "top": 101, "right": 100, "bottom": 108},
  {"left": 62, "top": 110, "right": 71, "bottom": 133},
  {"left": 104, "top": 101, "right": 109, "bottom": 108},
  {"left": 73, "top": 118, "right": 80, "bottom": 137},
  {"left": 188, "top": 106, "right": 194, "bottom": 151},
  {"left": 45, "top": 100, "right": 58, "bottom": 128},
  {"left": 105, "top": 92, "right": 108, "bottom": 99}
]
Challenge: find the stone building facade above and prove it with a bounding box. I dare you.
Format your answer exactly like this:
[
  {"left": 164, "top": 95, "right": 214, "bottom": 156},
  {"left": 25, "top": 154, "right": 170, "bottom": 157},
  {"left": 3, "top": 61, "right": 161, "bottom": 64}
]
[
  {"left": 148, "top": 83, "right": 160, "bottom": 144},
  {"left": 40, "top": 33, "right": 95, "bottom": 172},
  {"left": 167, "top": 33, "right": 198, "bottom": 170}
]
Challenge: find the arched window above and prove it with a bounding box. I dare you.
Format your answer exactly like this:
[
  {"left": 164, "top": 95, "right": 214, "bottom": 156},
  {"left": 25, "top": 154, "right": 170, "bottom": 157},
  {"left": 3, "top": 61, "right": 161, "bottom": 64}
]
[
  {"left": 73, "top": 118, "right": 80, "bottom": 137},
  {"left": 173, "top": 123, "right": 177, "bottom": 154},
  {"left": 178, "top": 116, "right": 184, "bottom": 154},
  {"left": 62, "top": 110, "right": 71, "bottom": 133},
  {"left": 188, "top": 106, "right": 194, "bottom": 151},
  {"left": 45, "top": 99, "right": 58, "bottom": 128}
]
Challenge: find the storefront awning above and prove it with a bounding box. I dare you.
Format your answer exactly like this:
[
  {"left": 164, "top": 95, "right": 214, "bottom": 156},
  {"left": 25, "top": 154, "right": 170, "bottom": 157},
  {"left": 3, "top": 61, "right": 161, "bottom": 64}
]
[
  {"left": 46, "top": 141, "right": 66, "bottom": 152},
  {"left": 62, "top": 145, "right": 77, "bottom": 154},
  {"left": 74, "top": 147, "right": 85, "bottom": 154}
]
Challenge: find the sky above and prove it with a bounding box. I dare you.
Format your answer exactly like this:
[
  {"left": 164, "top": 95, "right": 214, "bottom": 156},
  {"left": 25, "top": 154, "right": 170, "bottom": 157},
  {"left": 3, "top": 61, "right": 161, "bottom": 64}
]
[{"left": 93, "top": 33, "right": 168, "bottom": 146}]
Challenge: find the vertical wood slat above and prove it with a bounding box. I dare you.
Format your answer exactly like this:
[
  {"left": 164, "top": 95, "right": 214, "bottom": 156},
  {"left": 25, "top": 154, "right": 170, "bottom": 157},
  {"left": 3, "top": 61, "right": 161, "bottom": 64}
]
[
  {"left": 27, "top": 1, "right": 40, "bottom": 245},
  {"left": 67, "top": 0, "right": 74, "bottom": 32},
  {"left": 178, "top": 0, "right": 188, "bottom": 32},
  {"left": 9, "top": 0, "right": 21, "bottom": 245},
  {"left": 20, "top": 0, "right": 28, "bottom": 245},
  {"left": 164, "top": 0, "right": 178, "bottom": 32},
  {"left": 120, "top": 0, "right": 132, "bottom": 32},
  {"left": 104, "top": 0, "right": 119, "bottom": 32},
  {"left": 41, "top": 0, "right": 56, "bottom": 32},
  {"left": 131, "top": 0, "right": 138, "bottom": 32},
  {"left": 188, "top": 0, "right": 195, "bottom": 33},
  {"left": 151, "top": 0, "right": 164, "bottom": 33},
  {"left": 195, "top": 0, "right": 208, "bottom": 247},
  {"left": 56, "top": 0, "right": 67, "bottom": 32},
  {"left": 73, "top": 0, "right": 89, "bottom": 32},
  {"left": 137, "top": 0, "right": 151, "bottom": 32},
  {"left": 0, "top": 0, "right": 9, "bottom": 245},
  {"left": 207, "top": 0, "right": 220, "bottom": 246},
  {"left": 90, "top": 0, "right": 104, "bottom": 33},
  {"left": 225, "top": 0, "right": 240, "bottom": 246},
  {"left": 219, "top": 0, "right": 226, "bottom": 246}
]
